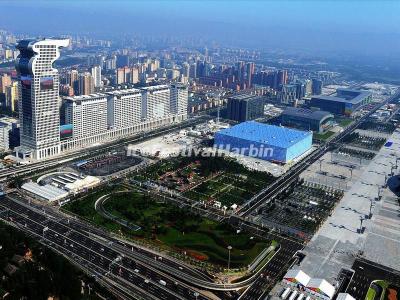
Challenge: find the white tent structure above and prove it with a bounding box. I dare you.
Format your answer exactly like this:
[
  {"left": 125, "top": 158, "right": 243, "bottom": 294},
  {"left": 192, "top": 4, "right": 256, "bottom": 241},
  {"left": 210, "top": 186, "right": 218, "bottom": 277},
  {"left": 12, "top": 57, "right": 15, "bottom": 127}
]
[
  {"left": 283, "top": 269, "right": 311, "bottom": 287},
  {"left": 306, "top": 278, "right": 335, "bottom": 299},
  {"left": 336, "top": 293, "right": 356, "bottom": 300},
  {"left": 22, "top": 182, "right": 69, "bottom": 202},
  {"left": 64, "top": 176, "right": 100, "bottom": 193}
]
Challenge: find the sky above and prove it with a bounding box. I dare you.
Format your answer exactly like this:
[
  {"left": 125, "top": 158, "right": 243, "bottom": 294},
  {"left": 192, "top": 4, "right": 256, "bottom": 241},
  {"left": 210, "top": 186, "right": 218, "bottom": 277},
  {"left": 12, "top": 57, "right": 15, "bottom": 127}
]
[{"left": 1, "top": 0, "right": 400, "bottom": 58}]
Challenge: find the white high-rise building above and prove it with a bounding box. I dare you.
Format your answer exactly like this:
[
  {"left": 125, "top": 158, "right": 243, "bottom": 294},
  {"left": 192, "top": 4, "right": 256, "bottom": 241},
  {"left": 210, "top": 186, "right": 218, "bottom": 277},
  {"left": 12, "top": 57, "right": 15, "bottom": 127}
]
[
  {"left": 65, "top": 94, "right": 107, "bottom": 139},
  {"left": 91, "top": 65, "right": 102, "bottom": 88},
  {"left": 106, "top": 89, "right": 142, "bottom": 129},
  {"left": 15, "top": 38, "right": 69, "bottom": 160},
  {"left": 0, "top": 122, "right": 10, "bottom": 151},
  {"left": 140, "top": 85, "right": 170, "bottom": 120},
  {"left": 170, "top": 83, "right": 188, "bottom": 119}
]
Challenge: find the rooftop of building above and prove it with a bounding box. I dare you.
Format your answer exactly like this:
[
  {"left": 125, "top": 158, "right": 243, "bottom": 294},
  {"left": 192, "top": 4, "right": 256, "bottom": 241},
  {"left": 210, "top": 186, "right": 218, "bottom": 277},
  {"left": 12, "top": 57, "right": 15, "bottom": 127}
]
[
  {"left": 215, "top": 121, "right": 312, "bottom": 148},
  {"left": 106, "top": 88, "right": 141, "bottom": 96},
  {"left": 312, "top": 88, "right": 372, "bottom": 104},
  {"left": 64, "top": 93, "right": 107, "bottom": 101},
  {"left": 16, "top": 38, "right": 70, "bottom": 50},
  {"left": 282, "top": 107, "right": 334, "bottom": 122},
  {"left": 170, "top": 83, "right": 188, "bottom": 89},
  {"left": 140, "top": 84, "right": 169, "bottom": 91},
  {"left": 228, "top": 93, "right": 263, "bottom": 101}
]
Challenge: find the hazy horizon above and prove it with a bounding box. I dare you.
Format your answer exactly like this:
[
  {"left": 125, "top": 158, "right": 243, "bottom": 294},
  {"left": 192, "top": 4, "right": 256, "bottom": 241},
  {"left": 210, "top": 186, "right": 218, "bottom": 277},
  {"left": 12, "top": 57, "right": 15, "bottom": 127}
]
[{"left": 1, "top": 0, "right": 400, "bottom": 58}]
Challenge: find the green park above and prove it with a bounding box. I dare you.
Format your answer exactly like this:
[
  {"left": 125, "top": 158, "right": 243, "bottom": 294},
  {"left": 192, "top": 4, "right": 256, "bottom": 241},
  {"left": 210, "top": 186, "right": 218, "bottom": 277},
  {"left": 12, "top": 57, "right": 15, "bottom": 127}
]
[{"left": 63, "top": 188, "right": 276, "bottom": 268}]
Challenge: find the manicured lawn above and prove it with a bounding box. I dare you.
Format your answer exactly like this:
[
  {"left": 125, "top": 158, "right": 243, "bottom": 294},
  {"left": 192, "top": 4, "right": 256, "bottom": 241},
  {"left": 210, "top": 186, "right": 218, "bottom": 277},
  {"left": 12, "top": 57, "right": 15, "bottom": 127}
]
[
  {"left": 338, "top": 118, "right": 353, "bottom": 127},
  {"left": 314, "top": 130, "right": 335, "bottom": 141},
  {"left": 64, "top": 190, "right": 273, "bottom": 267},
  {"left": 134, "top": 155, "right": 276, "bottom": 206}
]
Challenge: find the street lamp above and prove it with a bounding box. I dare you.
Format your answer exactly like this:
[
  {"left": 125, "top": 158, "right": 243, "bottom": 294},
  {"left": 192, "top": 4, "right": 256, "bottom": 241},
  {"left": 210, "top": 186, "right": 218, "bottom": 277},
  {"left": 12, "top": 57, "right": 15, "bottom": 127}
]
[
  {"left": 359, "top": 217, "right": 364, "bottom": 234},
  {"left": 319, "top": 159, "right": 324, "bottom": 172},
  {"left": 369, "top": 199, "right": 374, "bottom": 219},
  {"left": 227, "top": 246, "right": 232, "bottom": 271},
  {"left": 194, "top": 292, "right": 199, "bottom": 300}
]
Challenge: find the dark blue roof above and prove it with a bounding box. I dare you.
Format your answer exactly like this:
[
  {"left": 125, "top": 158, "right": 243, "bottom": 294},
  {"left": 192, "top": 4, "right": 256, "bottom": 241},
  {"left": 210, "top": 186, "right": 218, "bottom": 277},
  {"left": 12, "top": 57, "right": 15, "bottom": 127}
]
[{"left": 216, "top": 121, "right": 312, "bottom": 148}]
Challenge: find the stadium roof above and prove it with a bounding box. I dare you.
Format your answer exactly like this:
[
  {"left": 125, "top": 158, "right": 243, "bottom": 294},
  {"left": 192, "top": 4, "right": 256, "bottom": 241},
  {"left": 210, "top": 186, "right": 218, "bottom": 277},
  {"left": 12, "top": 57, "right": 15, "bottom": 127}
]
[
  {"left": 312, "top": 88, "right": 372, "bottom": 105},
  {"left": 216, "top": 121, "right": 311, "bottom": 149},
  {"left": 282, "top": 107, "right": 334, "bottom": 122}
]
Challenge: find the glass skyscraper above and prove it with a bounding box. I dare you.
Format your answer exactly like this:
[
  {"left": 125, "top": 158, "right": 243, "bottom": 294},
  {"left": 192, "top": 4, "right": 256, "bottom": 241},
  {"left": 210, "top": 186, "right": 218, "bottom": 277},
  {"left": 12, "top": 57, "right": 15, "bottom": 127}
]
[{"left": 15, "top": 38, "right": 69, "bottom": 160}]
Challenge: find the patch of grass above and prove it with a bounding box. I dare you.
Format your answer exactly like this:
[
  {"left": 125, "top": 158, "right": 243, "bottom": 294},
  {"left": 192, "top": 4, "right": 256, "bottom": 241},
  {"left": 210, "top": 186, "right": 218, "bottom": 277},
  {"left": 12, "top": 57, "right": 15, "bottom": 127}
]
[
  {"left": 314, "top": 131, "right": 335, "bottom": 141},
  {"left": 366, "top": 288, "right": 376, "bottom": 300},
  {"left": 338, "top": 118, "right": 353, "bottom": 127},
  {"left": 64, "top": 190, "right": 273, "bottom": 267},
  {"left": 135, "top": 155, "right": 276, "bottom": 206}
]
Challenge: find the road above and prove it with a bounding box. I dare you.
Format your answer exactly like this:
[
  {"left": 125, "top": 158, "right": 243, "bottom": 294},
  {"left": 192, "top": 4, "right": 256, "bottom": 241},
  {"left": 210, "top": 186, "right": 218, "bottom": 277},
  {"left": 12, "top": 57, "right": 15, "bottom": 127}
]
[
  {"left": 0, "top": 194, "right": 214, "bottom": 300},
  {"left": 0, "top": 192, "right": 291, "bottom": 299},
  {"left": 239, "top": 89, "right": 400, "bottom": 219},
  {"left": 0, "top": 115, "right": 210, "bottom": 182}
]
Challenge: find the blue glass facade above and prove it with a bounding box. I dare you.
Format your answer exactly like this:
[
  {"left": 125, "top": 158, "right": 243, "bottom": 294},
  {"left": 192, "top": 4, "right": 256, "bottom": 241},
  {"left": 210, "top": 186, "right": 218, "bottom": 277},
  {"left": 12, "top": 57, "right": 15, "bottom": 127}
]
[{"left": 214, "top": 121, "right": 312, "bottom": 163}]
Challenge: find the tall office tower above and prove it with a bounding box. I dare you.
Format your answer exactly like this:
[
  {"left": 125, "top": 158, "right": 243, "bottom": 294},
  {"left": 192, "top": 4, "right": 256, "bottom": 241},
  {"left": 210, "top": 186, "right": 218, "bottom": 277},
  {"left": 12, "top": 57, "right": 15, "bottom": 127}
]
[
  {"left": 227, "top": 94, "right": 265, "bottom": 122},
  {"left": 181, "top": 62, "right": 190, "bottom": 79},
  {"left": 116, "top": 68, "right": 125, "bottom": 84},
  {"left": 0, "top": 73, "right": 11, "bottom": 93},
  {"left": 130, "top": 67, "right": 139, "bottom": 84},
  {"left": 189, "top": 63, "right": 197, "bottom": 79},
  {"left": 95, "top": 55, "right": 105, "bottom": 68},
  {"left": 116, "top": 54, "right": 129, "bottom": 68},
  {"left": 246, "top": 62, "right": 255, "bottom": 88},
  {"left": 196, "top": 61, "right": 205, "bottom": 78},
  {"left": 104, "top": 56, "right": 116, "bottom": 70},
  {"left": 264, "top": 71, "right": 277, "bottom": 89},
  {"left": 170, "top": 83, "right": 188, "bottom": 118},
  {"left": 5, "top": 81, "right": 19, "bottom": 112},
  {"left": 312, "top": 78, "right": 323, "bottom": 95},
  {"left": 236, "top": 61, "right": 245, "bottom": 83},
  {"left": 106, "top": 89, "right": 142, "bottom": 129},
  {"left": 277, "top": 70, "right": 288, "bottom": 87},
  {"left": 279, "top": 84, "right": 297, "bottom": 104},
  {"left": 15, "top": 38, "right": 69, "bottom": 160},
  {"left": 140, "top": 85, "right": 170, "bottom": 120},
  {"left": 78, "top": 72, "right": 94, "bottom": 95},
  {"left": 295, "top": 82, "right": 306, "bottom": 99},
  {"left": 67, "top": 69, "right": 79, "bottom": 94},
  {"left": 91, "top": 65, "right": 102, "bottom": 88},
  {"left": 203, "top": 61, "right": 211, "bottom": 77},
  {"left": 304, "top": 79, "right": 312, "bottom": 96},
  {"left": 167, "top": 69, "right": 180, "bottom": 80},
  {"left": 0, "top": 122, "right": 10, "bottom": 151},
  {"left": 64, "top": 94, "right": 107, "bottom": 138}
]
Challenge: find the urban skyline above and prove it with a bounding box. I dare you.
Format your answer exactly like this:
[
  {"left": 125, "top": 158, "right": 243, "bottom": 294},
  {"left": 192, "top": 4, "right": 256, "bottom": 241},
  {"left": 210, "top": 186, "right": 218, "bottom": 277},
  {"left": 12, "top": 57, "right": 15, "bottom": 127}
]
[{"left": 0, "top": 1, "right": 399, "bottom": 300}]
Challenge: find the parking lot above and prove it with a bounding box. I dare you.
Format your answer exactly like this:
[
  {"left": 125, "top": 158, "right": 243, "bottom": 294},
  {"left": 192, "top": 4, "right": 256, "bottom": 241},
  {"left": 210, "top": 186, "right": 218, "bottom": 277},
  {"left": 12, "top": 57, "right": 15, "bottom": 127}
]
[
  {"left": 301, "top": 151, "right": 364, "bottom": 191},
  {"left": 347, "top": 259, "right": 400, "bottom": 300},
  {"left": 73, "top": 151, "right": 142, "bottom": 176},
  {"left": 298, "top": 126, "right": 400, "bottom": 286},
  {"left": 257, "top": 181, "right": 344, "bottom": 239}
]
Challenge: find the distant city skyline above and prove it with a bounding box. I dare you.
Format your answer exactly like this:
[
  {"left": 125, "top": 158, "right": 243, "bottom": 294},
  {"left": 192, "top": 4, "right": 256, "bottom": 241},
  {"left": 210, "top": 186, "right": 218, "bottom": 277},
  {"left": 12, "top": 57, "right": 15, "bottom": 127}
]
[{"left": 0, "top": 0, "right": 400, "bottom": 58}]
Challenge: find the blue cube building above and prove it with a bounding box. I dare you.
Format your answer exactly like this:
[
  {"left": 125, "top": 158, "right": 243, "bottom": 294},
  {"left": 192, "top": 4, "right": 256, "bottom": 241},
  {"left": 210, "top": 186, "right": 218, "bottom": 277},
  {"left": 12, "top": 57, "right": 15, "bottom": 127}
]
[{"left": 214, "top": 121, "right": 312, "bottom": 163}]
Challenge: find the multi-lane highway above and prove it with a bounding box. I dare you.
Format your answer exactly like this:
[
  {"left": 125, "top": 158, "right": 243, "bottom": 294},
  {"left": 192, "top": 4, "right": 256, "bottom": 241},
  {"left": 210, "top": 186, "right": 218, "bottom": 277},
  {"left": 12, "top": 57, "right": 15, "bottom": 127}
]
[
  {"left": 0, "top": 194, "right": 215, "bottom": 300},
  {"left": 0, "top": 193, "right": 288, "bottom": 299}
]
